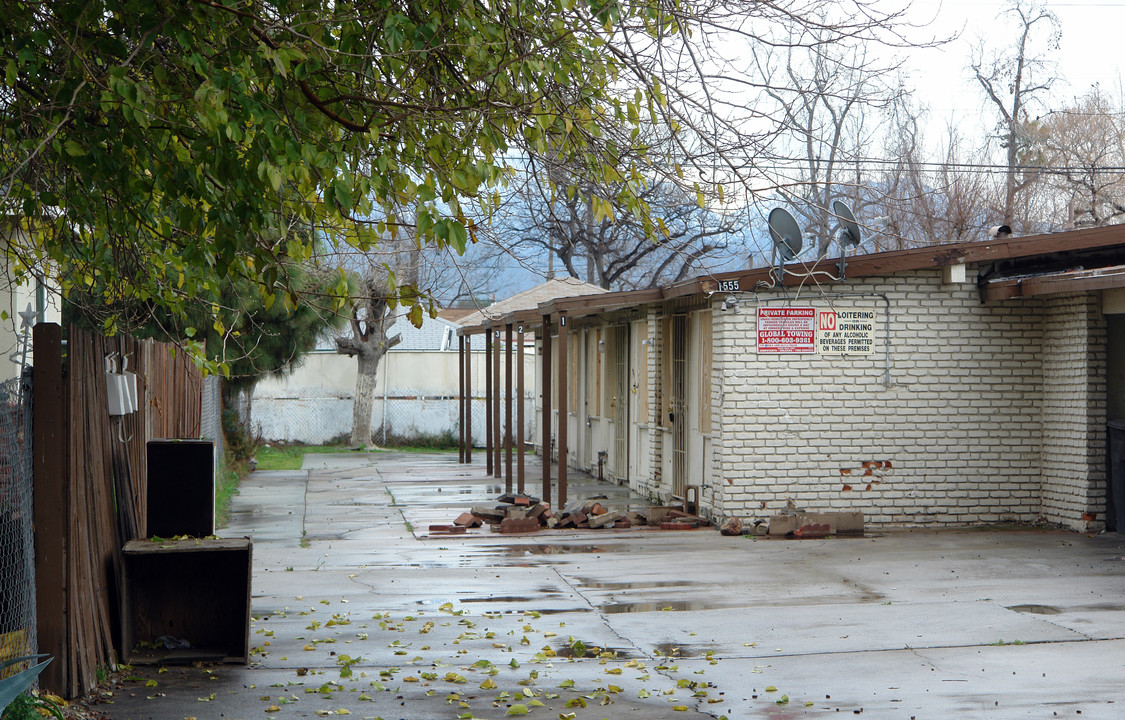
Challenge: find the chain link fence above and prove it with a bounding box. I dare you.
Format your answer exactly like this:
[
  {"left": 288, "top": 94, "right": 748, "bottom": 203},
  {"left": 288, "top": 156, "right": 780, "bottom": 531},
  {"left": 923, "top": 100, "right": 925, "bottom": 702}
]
[
  {"left": 200, "top": 375, "right": 224, "bottom": 460},
  {"left": 0, "top": 373, "right": 35, "bottom": 672},
  {"left": 250, "top": 394, "right": 533, "bottom": 447}
]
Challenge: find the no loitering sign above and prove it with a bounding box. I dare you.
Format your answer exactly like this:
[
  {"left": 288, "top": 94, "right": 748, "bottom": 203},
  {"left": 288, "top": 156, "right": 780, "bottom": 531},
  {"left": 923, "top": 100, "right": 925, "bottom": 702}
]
[
  {"left": 756, "top": 306, "right": 876, "bottom": 355},
  {"left": 816, "top": 309, "right": 875, "bottom": 355}
]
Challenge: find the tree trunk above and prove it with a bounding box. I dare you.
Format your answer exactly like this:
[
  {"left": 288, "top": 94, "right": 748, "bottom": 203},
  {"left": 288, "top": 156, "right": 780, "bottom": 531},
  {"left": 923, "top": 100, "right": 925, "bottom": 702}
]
[{"left": 350, "top": 351, "right": 381, "bottom": 447}]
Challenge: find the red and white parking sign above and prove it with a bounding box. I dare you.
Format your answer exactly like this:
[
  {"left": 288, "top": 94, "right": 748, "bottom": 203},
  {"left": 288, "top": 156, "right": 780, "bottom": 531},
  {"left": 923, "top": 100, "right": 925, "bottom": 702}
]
[{"left": 756, "top": 307, "right": 816, "bottom": 353}]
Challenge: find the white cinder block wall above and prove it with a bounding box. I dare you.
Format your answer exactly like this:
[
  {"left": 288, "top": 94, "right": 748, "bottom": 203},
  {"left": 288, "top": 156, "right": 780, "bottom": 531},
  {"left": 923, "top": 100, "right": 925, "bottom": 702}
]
[
  {"left": 707, "top": 267, "right": 1104, "bottom": 529},
  {"left": 1040, "top": 294, "right": 1106, "bottom": 529}
]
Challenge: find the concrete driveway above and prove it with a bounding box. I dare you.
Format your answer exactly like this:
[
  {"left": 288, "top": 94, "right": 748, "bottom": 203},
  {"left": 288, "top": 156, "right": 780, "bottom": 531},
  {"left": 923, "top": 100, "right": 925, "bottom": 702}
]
[{"left": 99, "top": 451, "right": 1125, "bottom": 719}]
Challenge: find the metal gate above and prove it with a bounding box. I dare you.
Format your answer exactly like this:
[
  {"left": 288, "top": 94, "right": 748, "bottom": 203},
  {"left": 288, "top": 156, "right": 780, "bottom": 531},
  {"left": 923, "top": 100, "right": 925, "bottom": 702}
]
[
  {"left": 609, "top": 325, "right": 628, "bottom": 481},
  {"left": 671, "top": 314, "right": 687, "bottom": 497}
]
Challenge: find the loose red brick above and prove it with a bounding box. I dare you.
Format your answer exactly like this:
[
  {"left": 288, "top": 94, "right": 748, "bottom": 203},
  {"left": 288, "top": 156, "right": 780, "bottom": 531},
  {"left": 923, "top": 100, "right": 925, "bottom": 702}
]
[
  {"left": 514, "top": 495, "right": 531, "bottom": 506},
  {"left": 499, "top": 517, "right": 540, "bottom": 534},
  {"left": 793, "top": 522, "right": 830, "bottom": 539},
  {"left": 428, "top": 524, "right": 453, "bottom": 532},
  {"left": 660, "top": 521, "right": 697, "bottom": 530},
  {"left": 454, "top": 513, "right": 483, "bottom": 528},
  {"left": 614, "top": 519, "right": 632, "bottom": 529}
]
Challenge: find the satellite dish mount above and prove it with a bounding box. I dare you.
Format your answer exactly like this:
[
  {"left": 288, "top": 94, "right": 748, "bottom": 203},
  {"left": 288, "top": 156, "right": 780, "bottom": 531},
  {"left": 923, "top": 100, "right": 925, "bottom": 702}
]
[
  {"left": 768, "top": 207, "right": 804, "bottom": 281},
  {"left": 832, "top": 201, "right": 862, "bottom": 279}
]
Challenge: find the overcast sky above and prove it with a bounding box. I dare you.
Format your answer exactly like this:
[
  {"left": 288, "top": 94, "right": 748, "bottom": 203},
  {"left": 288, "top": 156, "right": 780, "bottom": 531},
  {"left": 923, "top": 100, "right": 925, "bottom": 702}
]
[{"left": 899, "top": 0, "right": 1125, "bottom": 124}]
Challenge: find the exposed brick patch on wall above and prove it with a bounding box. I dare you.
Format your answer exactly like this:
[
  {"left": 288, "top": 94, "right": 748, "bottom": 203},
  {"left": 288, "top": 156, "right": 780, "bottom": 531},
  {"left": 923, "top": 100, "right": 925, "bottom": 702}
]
[
  {"left": 712, "top": 268, "right": 1049, "bottom": 527},
  {"left": 1040, "top": 294, "right": 1106, "bottom": 530}
]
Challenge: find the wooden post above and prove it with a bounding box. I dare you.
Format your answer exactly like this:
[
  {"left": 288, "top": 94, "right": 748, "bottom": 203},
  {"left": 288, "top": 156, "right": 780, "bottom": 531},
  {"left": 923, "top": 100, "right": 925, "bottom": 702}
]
[
  {"left": 485, "top": 329, "right": 493, "bottom": 476},
  {"left": 541, "top": 316, "right": 552, "bottom": 506},
  {"left": 504, "top": 323, "right": 514, "bottom": 493},
  {"left": 557, "top": 313, "right": 568, "bottom": 509},
  {"left": 465, "top": 335, "right": 472, "bottom": 463},
  {"left": 33, "top": 323, "right": 67, "bottom": 695},
  {"left": 516, "top": 324, "right": 525, "bottom": 494},
  {"left": 492, "top": 329, "right": 502, "bottom": 480},
  {"left": 458, "top": 335, "right": 465, "bottom": 463}
]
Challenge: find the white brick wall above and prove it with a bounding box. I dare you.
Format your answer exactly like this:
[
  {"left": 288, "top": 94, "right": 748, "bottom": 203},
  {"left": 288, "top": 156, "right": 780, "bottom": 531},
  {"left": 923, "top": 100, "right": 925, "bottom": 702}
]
[
  {"left": 711, "top": 268, "right": 1061, "bottom": 527},
  {"left": 635, "top": 306, "right": 666, "bottom": 500},
  {"left": 1040, "top": 294, "right": 1106, "bottom": 530}
]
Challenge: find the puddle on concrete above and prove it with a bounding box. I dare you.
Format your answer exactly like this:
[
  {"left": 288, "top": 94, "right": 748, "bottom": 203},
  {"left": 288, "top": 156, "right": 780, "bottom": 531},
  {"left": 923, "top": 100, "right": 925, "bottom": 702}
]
[
  {"left": 578, "top": 579, "right": 693, "bottom": 591},
  {"left": 499, "top": 545, "right": 610, "bottom": 556},
  {"left": 652, "top": 641, "right": 720, "bottom": 659},
  {"left": 840, "top": 576, "right": 886, "bottom": 603},
  {"left": 1007, "top": 604, "right": 1062, "bottom": 615},
  {"left": 601, "top": 599, "right": 724, "bottom": 614},
  {"left": 553, "top": 642, "right": 636, "bottom": 659},
  {"left": 459, "top": 595, "right": 562, "bottom": 604}
]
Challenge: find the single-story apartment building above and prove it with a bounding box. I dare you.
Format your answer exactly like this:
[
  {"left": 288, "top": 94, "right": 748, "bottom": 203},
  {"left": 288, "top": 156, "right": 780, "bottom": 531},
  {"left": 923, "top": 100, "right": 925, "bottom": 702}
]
[{"left": 459, "top": 225, "right": 1125, "bottom": 532}]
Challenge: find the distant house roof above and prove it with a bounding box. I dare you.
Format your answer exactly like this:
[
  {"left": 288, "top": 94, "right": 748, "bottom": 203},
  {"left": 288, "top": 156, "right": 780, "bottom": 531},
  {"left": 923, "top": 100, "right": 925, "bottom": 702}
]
[
  {"left": 456, "top": 277, "right": 608, "bottom": 329},
  {"left": 437, "top": 307, "right": 477, "bottom": 324}
]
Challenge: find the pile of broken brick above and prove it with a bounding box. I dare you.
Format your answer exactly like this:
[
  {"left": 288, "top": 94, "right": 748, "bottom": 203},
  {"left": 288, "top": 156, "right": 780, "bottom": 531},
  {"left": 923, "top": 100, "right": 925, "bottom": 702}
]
[{"left": 427, "top": 493, "right": 710, "bottom": 535}]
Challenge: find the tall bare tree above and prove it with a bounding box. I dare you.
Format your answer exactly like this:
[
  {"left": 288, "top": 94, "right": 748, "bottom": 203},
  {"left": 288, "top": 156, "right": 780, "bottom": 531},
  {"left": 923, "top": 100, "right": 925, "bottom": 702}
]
[
  {"left": 971, "top": 0, "right": 1060, "bottom": 230},
  {"left": 750, "top": 28, "right": 903, "bottom": 258},
  {"left": 876, "top": 103, "right": 1000, "bottom": 248},
  {"left": 501, "top": 151, "right": 744, "bottom": 290},
  {"left": 1037, "top": 88, "right": 1125, "bottom": 229}
]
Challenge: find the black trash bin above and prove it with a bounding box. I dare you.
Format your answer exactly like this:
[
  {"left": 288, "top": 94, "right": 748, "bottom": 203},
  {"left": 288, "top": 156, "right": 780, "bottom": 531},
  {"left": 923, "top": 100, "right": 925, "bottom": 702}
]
[{"left": 1106, "top": 420, "right": 1125, "bottom": 531}]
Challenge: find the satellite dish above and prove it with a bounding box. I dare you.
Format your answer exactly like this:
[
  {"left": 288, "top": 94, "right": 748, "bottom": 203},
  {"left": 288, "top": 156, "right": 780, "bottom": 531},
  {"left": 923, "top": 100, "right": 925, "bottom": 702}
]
[
  {"left": 833, "top": 201, "right": 862, "bottom": 248},
  {"left": 768, "top": 207, "right": 803, "bottom": 262}
]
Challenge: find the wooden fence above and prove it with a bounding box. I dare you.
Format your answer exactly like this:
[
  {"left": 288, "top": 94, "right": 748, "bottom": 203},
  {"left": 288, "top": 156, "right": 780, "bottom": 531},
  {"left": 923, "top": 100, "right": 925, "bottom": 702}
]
[{"left": 33, "top": 324, "right": 202, "bottom": 698}]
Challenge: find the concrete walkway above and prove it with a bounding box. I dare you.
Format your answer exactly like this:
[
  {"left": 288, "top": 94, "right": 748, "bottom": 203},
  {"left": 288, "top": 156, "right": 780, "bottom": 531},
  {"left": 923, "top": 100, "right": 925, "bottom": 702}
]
[{"left": 100, "top": 452, "right": 1125, "bottom": 719}]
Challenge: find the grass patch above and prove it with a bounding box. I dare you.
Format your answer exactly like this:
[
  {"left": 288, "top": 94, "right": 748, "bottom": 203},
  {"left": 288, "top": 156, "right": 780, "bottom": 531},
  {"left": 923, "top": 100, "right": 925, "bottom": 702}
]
[
  {"left": 215, "top": 455, "right": 244, "bottom": 529},
  {"left": 255, "top": 439, "right": 457, "bottom": 470},
  {"left": 256, "top": 443, "right": 352, "bottom": 471}
]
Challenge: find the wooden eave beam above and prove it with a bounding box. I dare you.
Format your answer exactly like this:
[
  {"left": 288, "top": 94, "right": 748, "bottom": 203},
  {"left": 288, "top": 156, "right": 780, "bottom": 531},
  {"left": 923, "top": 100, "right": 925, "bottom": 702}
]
[
  {"left": 540, "top": 288, "right": 665, "bottom": 318},
  {"left": 982, "top": 266, "right": 1125, "bottom": 301}
]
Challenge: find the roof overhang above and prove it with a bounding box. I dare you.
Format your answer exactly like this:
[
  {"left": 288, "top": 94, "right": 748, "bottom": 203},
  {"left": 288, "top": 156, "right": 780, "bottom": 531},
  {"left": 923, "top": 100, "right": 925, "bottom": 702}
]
[
  {"left": 664, "top": 224, "right": 1125, "bottom": 300},
  {"left": 458, "top": 225, "right": 1125, "bottom": 335},
  {"left": 983, "top": 264, "right": 1125, "bottom": 300}
]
